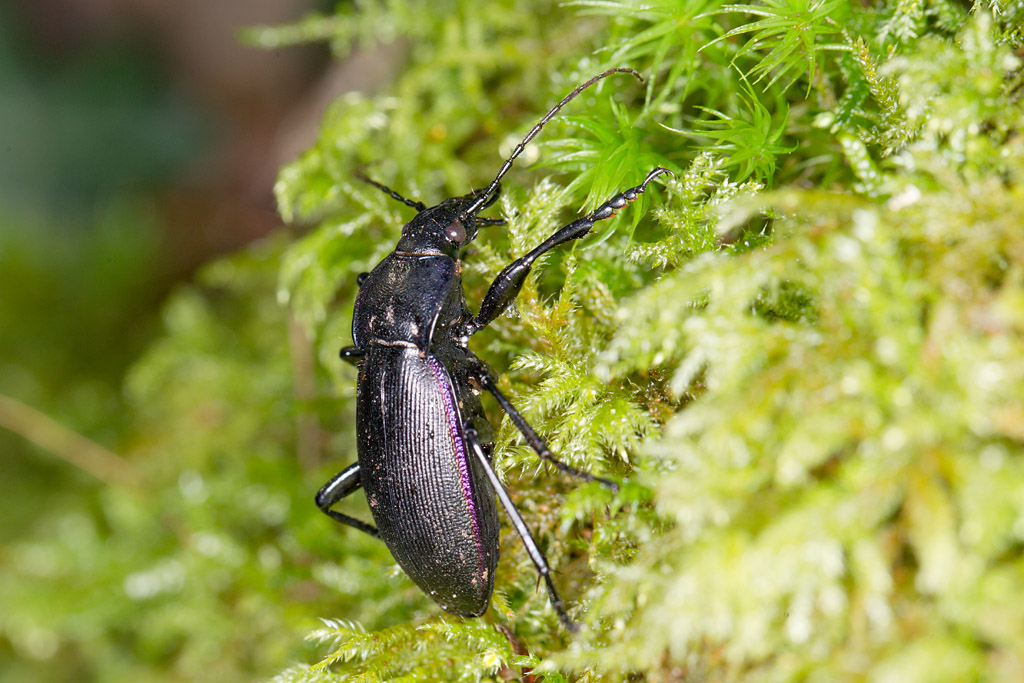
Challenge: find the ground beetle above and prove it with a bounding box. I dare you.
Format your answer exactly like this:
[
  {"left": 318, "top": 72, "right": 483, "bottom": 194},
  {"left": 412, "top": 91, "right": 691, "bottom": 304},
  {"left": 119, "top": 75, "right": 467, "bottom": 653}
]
[{"left": 315, "top": 67, "right": 670, "bottom": 631}]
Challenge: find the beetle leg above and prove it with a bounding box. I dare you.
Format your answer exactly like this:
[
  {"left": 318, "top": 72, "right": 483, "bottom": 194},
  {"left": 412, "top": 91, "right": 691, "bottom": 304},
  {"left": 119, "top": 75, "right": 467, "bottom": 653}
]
[
  {"left": 464, "top": 426, "right": 578, "bottom": 633},
  {"left": 469, "top": 362, "right": 619, "bottom": 494},
  {"left": 315, "top": 463, "right": 379, "bottom": 537},
  {"left": 339, "top": 346, "right": 366, "bottom": 368},
  {"left": 465, "top": 167, "right": 672, "bottom": 335}
]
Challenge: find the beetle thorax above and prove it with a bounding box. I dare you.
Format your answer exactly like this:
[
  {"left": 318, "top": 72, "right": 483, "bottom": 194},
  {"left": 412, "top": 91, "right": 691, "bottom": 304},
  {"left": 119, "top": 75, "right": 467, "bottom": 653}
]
[{"left": 352, "top": 252, "right": 468, "bottom": 350}]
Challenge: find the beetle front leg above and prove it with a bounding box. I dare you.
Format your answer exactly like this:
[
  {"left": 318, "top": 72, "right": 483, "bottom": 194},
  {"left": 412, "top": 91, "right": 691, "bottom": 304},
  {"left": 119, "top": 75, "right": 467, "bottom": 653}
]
[
  {"left": 464, "top": 426, "right": 578, "bottom": 632},
  {"left": 315, "top": 463, "right": 379, "bottom": 537},
  {"left": 465, "top": 167, "right": 672, "bottom": 335},
  {"left": 468, "top": 361, "right": 619, "bottom": 493}
]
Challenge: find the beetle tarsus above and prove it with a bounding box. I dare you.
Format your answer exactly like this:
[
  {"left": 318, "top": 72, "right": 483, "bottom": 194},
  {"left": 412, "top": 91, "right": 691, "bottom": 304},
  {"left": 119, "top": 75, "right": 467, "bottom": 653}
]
[
  {"left": 465, "top": 426, "right": 579, "bottom": 632},
  {"left": 583, "top": 166, "right": 673, "bottom": 224},
  {"left": 543, "top": 574, "right": 579, "bottom": 633},
  {"left": 469, "top": 361, "right": 620, "bottom": 494},
  {"left": 467, "top": 168, "right": 672, "bottom": 336}
]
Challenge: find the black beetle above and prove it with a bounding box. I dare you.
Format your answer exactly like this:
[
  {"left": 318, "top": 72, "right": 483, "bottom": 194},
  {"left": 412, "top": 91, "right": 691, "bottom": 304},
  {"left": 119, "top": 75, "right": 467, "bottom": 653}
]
[{"left": 315, "top": 67, "right": 670, "bottom": 631}]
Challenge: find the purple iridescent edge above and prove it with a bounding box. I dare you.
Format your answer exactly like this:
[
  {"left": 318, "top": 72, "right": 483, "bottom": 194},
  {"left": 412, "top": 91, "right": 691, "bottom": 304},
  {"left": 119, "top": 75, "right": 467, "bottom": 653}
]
[{"left": 424, "top": 354, "right": 486, "bottom": 577}]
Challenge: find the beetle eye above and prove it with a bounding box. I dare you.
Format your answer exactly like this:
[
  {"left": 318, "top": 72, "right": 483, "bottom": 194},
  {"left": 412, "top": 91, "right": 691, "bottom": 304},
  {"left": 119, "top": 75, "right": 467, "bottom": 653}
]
[{"left": 445, "top": 220, "right": 467, "bottom": 243}]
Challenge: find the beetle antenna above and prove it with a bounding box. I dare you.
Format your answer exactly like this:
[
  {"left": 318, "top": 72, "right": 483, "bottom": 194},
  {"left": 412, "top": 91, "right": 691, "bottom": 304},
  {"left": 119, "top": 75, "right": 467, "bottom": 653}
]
[
  {"left": 355, "top": 169, "right": 427, "bottom": 212},
  {"left": 460, "top": 67, "right": 644, "bottom": 219}
]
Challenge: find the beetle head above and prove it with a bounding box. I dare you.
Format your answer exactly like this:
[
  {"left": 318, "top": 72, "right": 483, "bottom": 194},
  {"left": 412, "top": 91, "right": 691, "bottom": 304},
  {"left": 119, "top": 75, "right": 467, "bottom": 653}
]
[
  {"left": 397, "top": 185, "right": 500, "bottom": 256},
  {"left": 387, "top": 69, "right": 644, "bottom": 258}
]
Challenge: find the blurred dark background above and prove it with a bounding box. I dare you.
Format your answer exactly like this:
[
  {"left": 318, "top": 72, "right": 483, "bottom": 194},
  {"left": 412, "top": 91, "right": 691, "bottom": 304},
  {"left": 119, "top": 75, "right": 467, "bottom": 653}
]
[
  {"left": 0, "top": 0, "right": 413, "bottom": 276},
  {"left": 0, "top": 0, "right": 410, "bottom": 475},
  {"left": 0, "top": 0, "right": 317, "bottom": 525}
]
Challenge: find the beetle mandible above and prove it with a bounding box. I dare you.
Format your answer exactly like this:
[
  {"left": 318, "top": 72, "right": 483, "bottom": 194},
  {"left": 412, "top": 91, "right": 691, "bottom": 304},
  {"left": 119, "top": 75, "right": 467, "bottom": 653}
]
[{"left": 315, "top": 67, "right": 671, "bottom": 631}]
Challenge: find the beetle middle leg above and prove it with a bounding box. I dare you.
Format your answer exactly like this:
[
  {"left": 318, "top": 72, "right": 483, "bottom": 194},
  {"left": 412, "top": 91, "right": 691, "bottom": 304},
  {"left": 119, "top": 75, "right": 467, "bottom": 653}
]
[
  {"left": 468, "top": 359, "right": 619, "bottom": 493},
  {"left": 339, "top": 346, "right": 365, "bottom": 367},
  {"left": 464, "top": 425, "right": 578, "bottom": 632},
  {"left": 315, "top": 463, "right": 379, "bottom": 537},
  {"left": 465, "top": 167, "right": 672, "bottom": 335}
]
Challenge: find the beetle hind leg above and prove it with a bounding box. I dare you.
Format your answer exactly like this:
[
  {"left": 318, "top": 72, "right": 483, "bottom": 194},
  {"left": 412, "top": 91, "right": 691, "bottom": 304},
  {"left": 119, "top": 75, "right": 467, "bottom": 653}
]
[
  {"left": 464, "top": 426, "right": 578, "bottom": 633},
  {"left": 315, "top": 463, "right": 379, "bottom": 537}
]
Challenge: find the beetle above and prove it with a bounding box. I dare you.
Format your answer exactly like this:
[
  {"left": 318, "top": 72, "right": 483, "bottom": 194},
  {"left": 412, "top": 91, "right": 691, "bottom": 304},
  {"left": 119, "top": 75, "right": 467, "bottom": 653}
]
[{"left": 315, "top": 67, "right": 671, "bottom": 631}]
